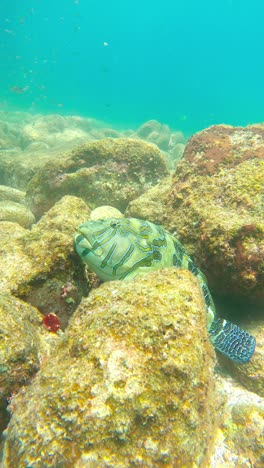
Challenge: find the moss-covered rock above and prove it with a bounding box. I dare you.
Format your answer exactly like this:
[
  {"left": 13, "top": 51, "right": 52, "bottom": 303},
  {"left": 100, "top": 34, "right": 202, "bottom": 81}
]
[
  {"left": 90, "top": 205, "right": 124, "bottom": 221},
  {"left": 163, "top": 124, "right": 264, "bottom": 305},
  {"left": 0, "top": 196, "right": 90, "bottom": 328},
  {"left": 0, "top": 114, "right": 127, "bottom": 190},
  {"left": 0, "top": 221, "right": 27, "bottom": 245},
  {"left": 0, "top": 185, "right": 26, "bottom": 204},
  {"left": 136, "top": 120, "right": 172, "bottom": 150},
  {"left": 0, "top": 148, "right": 58, "bottom": 190},
  {"left": 2, "top": 268, "right": 216, "bottom": 467},
  {"left": 125, "top": 176, "right": 172, "bottom": 223},
  {"left": 26, "top": 138, "right": 169, "bottom": 218},
  {"left": 0, "top": 293, "right": 42, "bottom": 432},
  {"left": 209, "top": 376, "right": 264, "bottom": 467},
  {"left": 0, "top": 201, "right": 35, "bottom": 228}
]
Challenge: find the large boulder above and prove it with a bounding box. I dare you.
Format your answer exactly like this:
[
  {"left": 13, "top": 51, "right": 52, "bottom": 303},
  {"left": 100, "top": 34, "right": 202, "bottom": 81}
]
[
  {"left": 2, "top": 269, "right": 216, "bottom": 467},
  {"left": 163, "top": 124, "right": 264, "bottom": 305},
  {"left": 26, "top": 138, "right": 169, "bottom": 218}
]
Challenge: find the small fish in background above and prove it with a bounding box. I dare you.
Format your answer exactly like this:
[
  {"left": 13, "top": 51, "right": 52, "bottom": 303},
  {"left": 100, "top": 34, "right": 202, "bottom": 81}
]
[
  {"left": 3, "top": 29, "right": 15, "bottom": 35},
  {"left": 10, "top": 85, "right": 29, "bottom": 94}
]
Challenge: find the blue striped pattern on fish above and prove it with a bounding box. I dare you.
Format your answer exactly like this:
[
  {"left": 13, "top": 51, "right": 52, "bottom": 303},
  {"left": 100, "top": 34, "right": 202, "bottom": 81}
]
[{"left": 74, "top": 217, "right": 256, "bottom": 364}]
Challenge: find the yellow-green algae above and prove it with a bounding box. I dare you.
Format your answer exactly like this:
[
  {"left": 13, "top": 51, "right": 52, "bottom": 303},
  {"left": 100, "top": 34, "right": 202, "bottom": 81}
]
[
  {"left": 0, "top": 293, "right": 42, "bottom": 432},
  {"left": 2, "top": 268, "right": 216, "bottom": 467},
  {"left": 125, "top": 175, "right": 172, "bottom": 224},
  {"left": 0, "top": 196, "right": 91, "bottom": 327},
  {"left": 0, "top": 185, "right": 26, "bottom": 205},
  {"left": 0, "top": 201, "right": 35, "bottom": 228},
  {"left": 0, "top": 221, "right": 27, "bottom": 246},
  {"left": 209, "top": 375, "right": 264, "bottom": 467}
]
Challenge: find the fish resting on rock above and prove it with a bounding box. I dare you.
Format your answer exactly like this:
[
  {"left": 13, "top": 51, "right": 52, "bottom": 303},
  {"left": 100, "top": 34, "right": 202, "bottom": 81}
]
[{"left": 74, "top": 217, "right": 256, "bottom": 364}]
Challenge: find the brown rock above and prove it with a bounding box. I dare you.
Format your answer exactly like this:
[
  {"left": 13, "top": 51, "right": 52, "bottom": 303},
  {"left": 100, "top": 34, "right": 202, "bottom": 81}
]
[{"left": 163, "top": 124, "right": 264, "bottom": 305}]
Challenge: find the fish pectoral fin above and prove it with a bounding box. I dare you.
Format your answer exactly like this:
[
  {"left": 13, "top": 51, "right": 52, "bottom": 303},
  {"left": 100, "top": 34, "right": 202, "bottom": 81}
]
[{"left": 209, "top": 318, "right": 256, "bottom": 364}]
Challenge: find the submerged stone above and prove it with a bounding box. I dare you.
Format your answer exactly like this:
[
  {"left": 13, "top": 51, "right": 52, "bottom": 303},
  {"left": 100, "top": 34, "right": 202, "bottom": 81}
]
[
  {"left": 0, "top": 196, "right": 90, "bottom": 328},
  {"left": 0, "top": 185, "right": 26, "bottom": 205},
  {"left": 0, "top": 200, "right": 35, "bottom": 228},
  {"left": 2, "top": 269, "right": 216, "bottom": 467},
  {"left": 125, "top": 176, "right": 172, "bottom": 223},
  {"left": 163, "top": 124, "right": 264, "bottom": 306},
  {"left": 26, "top": 138, "right": 169, "bottom": 218},
  {"left": 0, "top": 293, "right": 42, "bottom": 432},
  {"left": 210, "top": 375, "right": 264, "bottom": 467}
]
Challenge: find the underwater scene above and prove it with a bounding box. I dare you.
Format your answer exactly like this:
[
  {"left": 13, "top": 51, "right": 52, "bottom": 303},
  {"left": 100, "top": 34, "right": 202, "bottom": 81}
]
[{"left": 0, "top": 0, "right": 263, "bottom": 467}]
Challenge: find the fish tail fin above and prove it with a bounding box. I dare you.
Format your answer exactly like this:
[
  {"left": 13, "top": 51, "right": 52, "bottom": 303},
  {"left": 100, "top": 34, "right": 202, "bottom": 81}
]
[{"left": 209, "top": 318, "right": 256, "bottom": 363}]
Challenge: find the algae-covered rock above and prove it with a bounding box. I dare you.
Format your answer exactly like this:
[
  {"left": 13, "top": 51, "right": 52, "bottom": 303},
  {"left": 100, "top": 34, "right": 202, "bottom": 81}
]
[
  {"left": 137, "top": 119, "right": 172, "bottom": 150},
  {"left": 22, "top": 114, "right": 124, "bottom": 148},
  {"left": 0, "top": 148, "right": 61, "bottom": 190},
  {"left": 26, "top": 138, "right": 169, "bottom": 218},
  {"left": 0, "top": 201, "right": 35, "bottom": 228},
  {"left": 125, "top": 176, "right": 172, "bottom": 223},
  {"left": 0, "top": 115, "right": 31, "bottom": 151},
  {"left": 0, "top": 196, "right": 90, "bottom": 328},
  {"left": 163, "top": 124, "right": 264, "bottom": 305},
  {"left": 90, "top": 205, "right": 124, "bottom": 221},
  {"left": 136, "top": 120, "right": 186, "bottom": 168},
  {"left": 0, "top": 185, "right": 26, "bottom": 204},
  {"left": 209, "top": 376, "right": 264, "bottom": 467},
  {"left": 2, "top": 269, "right": 216, "bottom": 467},
  {"left": 0, "top": 293, "right": 42, "bottom": 432},
  {"left": 0, "top": 222, "right": 27, "bottom": 246}
]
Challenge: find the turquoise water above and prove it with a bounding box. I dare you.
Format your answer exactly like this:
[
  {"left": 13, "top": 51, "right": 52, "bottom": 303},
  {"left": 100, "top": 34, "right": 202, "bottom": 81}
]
[{"left": 1, "top": 0, "right": 263, "bottom": 134}]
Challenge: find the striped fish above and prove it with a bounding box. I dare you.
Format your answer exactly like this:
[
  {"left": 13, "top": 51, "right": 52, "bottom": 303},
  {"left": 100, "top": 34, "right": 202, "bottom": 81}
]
[{"left": 74, "top": 217, "right": 256, "bottom": 364}]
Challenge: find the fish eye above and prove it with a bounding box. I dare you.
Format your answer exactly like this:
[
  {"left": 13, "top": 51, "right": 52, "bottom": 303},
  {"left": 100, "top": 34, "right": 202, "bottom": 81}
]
[{"left": 110, "top": 221, "right": 119, "bottom": 228}]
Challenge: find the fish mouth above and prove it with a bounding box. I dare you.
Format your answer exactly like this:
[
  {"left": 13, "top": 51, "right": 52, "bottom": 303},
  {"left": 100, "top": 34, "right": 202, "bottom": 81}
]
[{"left": 75, "top": 227, "right": 94, "bottom": 250}]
